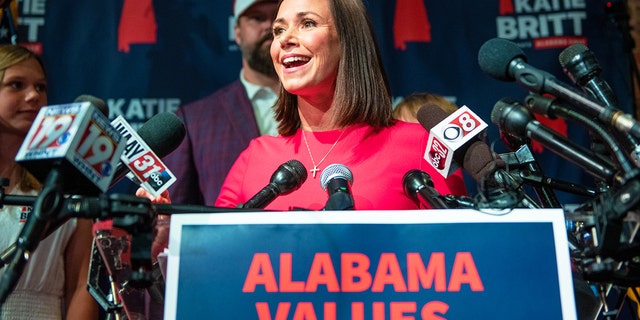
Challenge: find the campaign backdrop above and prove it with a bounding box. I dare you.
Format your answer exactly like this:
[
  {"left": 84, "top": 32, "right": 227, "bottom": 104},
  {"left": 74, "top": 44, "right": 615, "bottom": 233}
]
[{"left": 6, "top": 0, "right": 635, "bottom": 203}]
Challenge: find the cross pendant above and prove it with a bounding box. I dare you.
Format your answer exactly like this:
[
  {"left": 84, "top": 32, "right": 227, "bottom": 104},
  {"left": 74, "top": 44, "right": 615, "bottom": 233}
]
[{"left": 310, "top": 165, "right": 320, "bottom": 178}]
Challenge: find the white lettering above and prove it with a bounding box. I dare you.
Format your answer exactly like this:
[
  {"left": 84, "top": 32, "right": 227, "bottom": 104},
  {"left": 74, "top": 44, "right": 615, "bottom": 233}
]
[
  {"left": 107, "top": 98, "right": 181, "bottom": 120},
  {"left": 496, "top": 12, "right": 586, "bottom": 39},
  {"left": 18, "top": 17, "right": 44, "bottom": 41}
]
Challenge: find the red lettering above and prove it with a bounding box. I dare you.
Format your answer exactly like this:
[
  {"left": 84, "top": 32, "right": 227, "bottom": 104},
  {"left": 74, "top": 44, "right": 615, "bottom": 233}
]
[
  {"left": 324, "top": 302, "right": 336, "bottom": 320},
  {"left": 352, "top": 302, "right": 364, "bottom": 320},
  {"left": 373, "top": 302, "right": 386, "bottom": 320},
  {"left": 372, "top": 253, "right": 407, "bottom": 292},
  {"left": 407, "top": 252, "right": 447, "bottom": 292},
  {"left": 390, "top": 302, "right": 416, "bottom": 320},
  {"left": 306, "top": 253, "right": 340, "bottom": 292},
  {"left": 448, "top": 252, "right": 484, "bottom": 292},
  {"left": 280, "top": 253, "right": 305, "bottom": 292},
  {"left": 292, "top": 302, "right": 317, "bottom": 320},
  {"left": 341, "top": 253, "right": 372, "bottom": 292},
  {"left": 256, "top": 302, "right": 291, "bottom": 320},
  {"left": 243, "top": 253, "right": 278, "bottom": 292},
  {"left": 420, "top": 301, "right": 449, "bottom": 320}
]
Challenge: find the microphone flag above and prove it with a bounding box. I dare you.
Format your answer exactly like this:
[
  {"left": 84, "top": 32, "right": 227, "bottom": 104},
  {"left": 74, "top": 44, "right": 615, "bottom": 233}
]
[
  {"left": 425, "top": 105, "right": 488, "bottom": 177},
  {"left": 15, "top": 101, "right": 125, "bottom": 194},
  {"left": 110, "top": 115, "right": 177, "bottom": 197}
]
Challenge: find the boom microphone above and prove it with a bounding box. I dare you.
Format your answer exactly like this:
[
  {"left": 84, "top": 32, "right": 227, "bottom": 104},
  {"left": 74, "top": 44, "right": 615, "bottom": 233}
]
[
  {"left": 478, "top": 37, "right": 640, "bottom": 139},
  {"left": 491, "top": 97, "right": 617, "bottom": 183},
  {"left": 402, "top": 169, "right": 449, "bottom": 209},
  {"left": 320, "top": 163, "right": 354, "bottom": 210},
  {"left": 242, "top": 160, "right": 307, "bottom": 209},
  {"left": 559, "top": 43, "right": 619, "bottom": 108}
]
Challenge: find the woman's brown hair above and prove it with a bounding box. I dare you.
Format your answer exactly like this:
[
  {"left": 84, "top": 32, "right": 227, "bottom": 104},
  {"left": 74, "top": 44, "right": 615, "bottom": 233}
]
[{"left": 274, "top": 0, "right": 393, "bottom": 136}]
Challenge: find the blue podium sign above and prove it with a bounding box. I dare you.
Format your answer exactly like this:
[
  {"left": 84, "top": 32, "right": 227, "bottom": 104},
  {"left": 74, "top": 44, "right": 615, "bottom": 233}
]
[{"left": 165, "top": 209, "right": 576, "bottom": 319}]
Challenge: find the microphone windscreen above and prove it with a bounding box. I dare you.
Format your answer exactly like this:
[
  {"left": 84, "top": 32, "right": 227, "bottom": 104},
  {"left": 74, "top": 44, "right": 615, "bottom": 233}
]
[
  {"left": 463, "top": 140, "right": 503, "bottom": 183},
  {"left": 137, "top": 112, "right": 186, "bottom": 158},
  {"left": 275, "top": 159, "right": 308, "bottom": 194},
  {"left": 74, "top": 94, "right": 108, "bottom": 116},
  {"left": 477, "top": 38, "right": 526, "bottom": 81},
  {"left": 416, "top": 103, "right": 450, "bottom": 131},
  {"left": 320, "top": 163, "right": 353, "bottom": 191}
]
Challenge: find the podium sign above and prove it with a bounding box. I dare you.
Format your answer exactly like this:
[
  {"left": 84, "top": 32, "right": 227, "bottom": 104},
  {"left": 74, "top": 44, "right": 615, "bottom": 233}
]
[{"left": 165, "top": 209, "right": 576, "bottom": 319}]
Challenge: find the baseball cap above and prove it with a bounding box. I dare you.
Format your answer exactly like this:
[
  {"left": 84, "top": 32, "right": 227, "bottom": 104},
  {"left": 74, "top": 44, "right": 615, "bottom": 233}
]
[{"left": 234, "top": 0, "right": 277, "bottom": 22}]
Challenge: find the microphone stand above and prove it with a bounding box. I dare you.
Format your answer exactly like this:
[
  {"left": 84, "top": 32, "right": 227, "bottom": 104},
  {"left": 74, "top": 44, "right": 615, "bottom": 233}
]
[
  {"left": 0, "top": 164, "right": 65, "bottom": 303},
  {"left": 499, "top": 145, "right": 562, "bottom": 208},
  {"left": 0, "top": 180, "right": 268, "bottom": 318}
]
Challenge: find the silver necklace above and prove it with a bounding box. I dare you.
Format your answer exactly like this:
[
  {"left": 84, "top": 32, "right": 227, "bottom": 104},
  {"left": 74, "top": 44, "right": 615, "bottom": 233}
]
[{"left": 301, "top": 129, "right": 345, "bottom": 178}]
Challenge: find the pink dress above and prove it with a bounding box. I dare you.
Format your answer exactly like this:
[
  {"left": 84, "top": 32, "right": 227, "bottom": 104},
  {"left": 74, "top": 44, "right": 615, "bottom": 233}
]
[{"left": 216, "top": 121, "right": 467, "bottom": 211}]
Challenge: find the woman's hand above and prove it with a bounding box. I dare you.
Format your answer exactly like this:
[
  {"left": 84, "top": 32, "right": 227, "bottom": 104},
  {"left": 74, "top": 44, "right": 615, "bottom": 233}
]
[
  {"left": 136, "top": 188, "right": 171, "bottom": 262},
  {"left": 136, "top": 187, "right": 171, "bottom": 204}
]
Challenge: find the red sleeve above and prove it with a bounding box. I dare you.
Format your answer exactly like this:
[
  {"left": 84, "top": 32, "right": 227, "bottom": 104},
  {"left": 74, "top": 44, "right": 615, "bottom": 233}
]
[{"left": 215, "top": 144, "right": 251, "bottom": 208}]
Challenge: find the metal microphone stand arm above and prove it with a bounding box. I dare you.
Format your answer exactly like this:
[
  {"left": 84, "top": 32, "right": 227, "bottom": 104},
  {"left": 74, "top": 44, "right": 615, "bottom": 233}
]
[{"left": 0, "top": 165, "right": 64, "bottom": 303}]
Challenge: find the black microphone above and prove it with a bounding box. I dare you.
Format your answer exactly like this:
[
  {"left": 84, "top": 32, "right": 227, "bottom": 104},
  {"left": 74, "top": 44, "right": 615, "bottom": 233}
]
[
  {"left": 320, "top": 163, "right": 354, "bottom": 210},
  {"left": 242, "top": 160, "right": 307, "bottom": 209},
  {"left": 109, "top": 112, "right": 186, "bottom": 188},
  {"left": 478, "top": 37, "right": 640, "bottom": 139},
  {"left": 74, "top": 94, "right": 109, "bottom": 116},
  {"left": 559, "top": 43, "right": 619, "bottom": 108},
  {"left": 491, "top": 97, "right": 617, "bottom": 183},
  {"left": 402, "top": 170, "right": 449, "bottom": 209},
  {"left": 524, "top": 93, "right": 639, "bottom": 181}
]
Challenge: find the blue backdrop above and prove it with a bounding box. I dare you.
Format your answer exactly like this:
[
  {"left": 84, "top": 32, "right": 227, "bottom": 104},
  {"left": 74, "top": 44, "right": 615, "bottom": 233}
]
[{"left": 7, "top": 0, "right": 635, "bottom": 204}]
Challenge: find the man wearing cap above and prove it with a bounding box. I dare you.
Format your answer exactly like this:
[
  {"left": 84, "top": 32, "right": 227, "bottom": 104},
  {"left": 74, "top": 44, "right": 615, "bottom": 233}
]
[{"left": 164, "top": 0, "right": 280, "bottom": 206}]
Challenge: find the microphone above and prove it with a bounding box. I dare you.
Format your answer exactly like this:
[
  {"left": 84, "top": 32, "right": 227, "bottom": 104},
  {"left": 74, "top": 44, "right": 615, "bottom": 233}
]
[
  {"left": 421, "top": 104, "right": 489, "bottom": 177},
  {"left": 74, "top": 94, "right": 109, "bottom": 116},
  {"left": 417, "top": 103, "right": 543, "bottom": 209},
  {"left": 478, "top": 37, "right": 640, "bottom": 139},
  {"left": 320, "top": 163, "right": 354, "bottom": 210},
  {"left": 0, "top": 112, "right": 186, "bottom": 272},
  {"left": 559, "top": 43, "right": 619, "bottom": 107},
  {"left": 242, "top": 160, "right": 307, "bottom": 209},
  {"left": 417, "top": 104, "right": 501, "bottom": 183},
  {"left": 491, "top": 97, "right": 617, "bottom": 183},
  {"left": 110, "top": 112, "right": 185, "bottom": 196},
  {"left": 15, "top": 100, "right": 125, "bottom": 195},
  {"left": 402, "top": 169, "right": 449, "bottom": 209},
  {"left": 524, "top": 93, "right": 639, "bottom": 181},
  {"left": 3, "top": 99, "right": 126, "bottom": 302}
]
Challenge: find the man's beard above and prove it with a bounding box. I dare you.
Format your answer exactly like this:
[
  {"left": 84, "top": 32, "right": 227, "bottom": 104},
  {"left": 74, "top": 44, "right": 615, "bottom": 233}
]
[{"left": 246, "top": 35, "right": 277, "bottom": 78}]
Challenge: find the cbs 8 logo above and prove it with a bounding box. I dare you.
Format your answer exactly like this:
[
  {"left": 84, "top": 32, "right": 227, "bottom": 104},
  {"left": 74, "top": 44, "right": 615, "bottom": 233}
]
[{"left": 442, "top": 112, "right": 480, "bottom": 142}]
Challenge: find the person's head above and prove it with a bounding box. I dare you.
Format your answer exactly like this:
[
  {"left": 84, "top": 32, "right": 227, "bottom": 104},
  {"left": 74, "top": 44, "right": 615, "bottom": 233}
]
[
  {"left": 234, "top": 0, "right": 279, "bottom": 78},
  {"left": 271, "top": 0, "right": 392, "bottom": 136},
  {"left": 0, "top": 44, "right": 47, "bottom": 136},
  {"left": 393, "top": 92, "right": 459, "bottom": 123}
]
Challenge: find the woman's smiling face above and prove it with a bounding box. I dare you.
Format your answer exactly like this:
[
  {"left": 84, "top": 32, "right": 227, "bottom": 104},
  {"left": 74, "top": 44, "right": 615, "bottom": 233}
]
[{"left": 270, "top": 0, "right": 340, "bottom": 97}]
